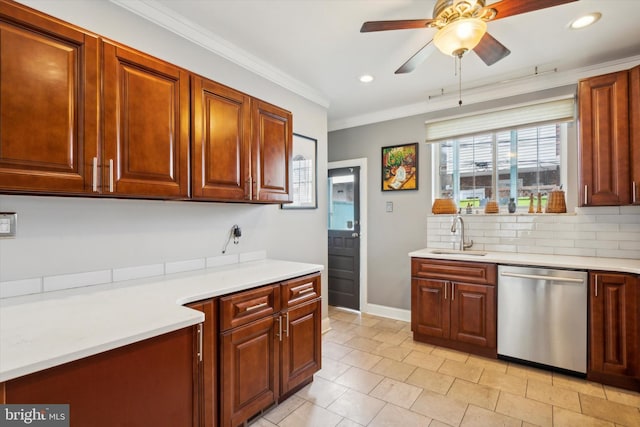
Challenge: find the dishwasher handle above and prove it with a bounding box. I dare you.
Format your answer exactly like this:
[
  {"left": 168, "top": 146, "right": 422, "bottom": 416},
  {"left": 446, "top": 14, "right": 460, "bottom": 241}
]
[{"left": 500, "top": 271, "right": 585, "bottom": 284}]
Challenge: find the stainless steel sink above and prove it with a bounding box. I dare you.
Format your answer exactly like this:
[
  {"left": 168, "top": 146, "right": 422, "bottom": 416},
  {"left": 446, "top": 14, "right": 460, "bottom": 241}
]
[{"left": 429, "top": 249, "right": 488, "bottom": 256}]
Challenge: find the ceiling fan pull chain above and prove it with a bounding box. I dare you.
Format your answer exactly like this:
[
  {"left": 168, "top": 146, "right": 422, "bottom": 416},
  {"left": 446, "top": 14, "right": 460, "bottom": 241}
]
[{"left": 458, "top": 53, "right": 463, "bottom": 107}]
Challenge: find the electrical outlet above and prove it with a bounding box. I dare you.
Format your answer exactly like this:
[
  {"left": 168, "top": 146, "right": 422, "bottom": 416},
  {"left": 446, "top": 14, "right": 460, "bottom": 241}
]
[{"left": 0, "top": 212, "right": 17, "bottom": 238}]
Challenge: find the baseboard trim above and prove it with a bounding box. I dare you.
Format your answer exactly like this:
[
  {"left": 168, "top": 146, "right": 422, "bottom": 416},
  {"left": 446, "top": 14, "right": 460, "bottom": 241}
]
[
  {"left": 321, "top": 317, "right": 332, "bottom": 334},
  {"left": 363, "top": 303, "right": 411, "bottom": 323}
]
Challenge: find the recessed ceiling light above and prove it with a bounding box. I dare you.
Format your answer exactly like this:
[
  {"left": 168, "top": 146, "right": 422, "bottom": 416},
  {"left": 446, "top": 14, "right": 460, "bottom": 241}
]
[
  {"left": 569, "top": 12, "right": 601, "bottom": 30},
  {"left": 359, "top": 74, "right": 374, "bottom": 83}
]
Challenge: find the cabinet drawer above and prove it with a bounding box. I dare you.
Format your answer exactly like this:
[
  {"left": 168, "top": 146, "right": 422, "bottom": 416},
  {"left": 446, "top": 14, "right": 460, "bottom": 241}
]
[
  {"left": 411, "top": 258, "right": 496, "bottom": 285},
  {"left": 220, "top": 284, "right": 280, "bottom": 331},
  {"left": 281, "top": 273, "right": 321, "bottom": 308}
]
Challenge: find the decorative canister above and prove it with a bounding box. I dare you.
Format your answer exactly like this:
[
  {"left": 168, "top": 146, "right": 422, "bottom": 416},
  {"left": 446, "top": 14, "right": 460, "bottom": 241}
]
[{"left": 508, "top": 198, "right": 517, "bottom": 213}]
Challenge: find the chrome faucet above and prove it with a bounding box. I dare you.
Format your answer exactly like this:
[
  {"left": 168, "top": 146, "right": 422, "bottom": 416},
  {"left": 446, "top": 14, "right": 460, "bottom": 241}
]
[{"left": 451, "top": 215, "right": 473, "bottom": 251}]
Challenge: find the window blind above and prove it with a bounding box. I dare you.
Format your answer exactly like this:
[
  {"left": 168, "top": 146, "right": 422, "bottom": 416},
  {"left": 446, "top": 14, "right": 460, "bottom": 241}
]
[{"left": 425, "top": 97, "right": 575, "bottom": 143}]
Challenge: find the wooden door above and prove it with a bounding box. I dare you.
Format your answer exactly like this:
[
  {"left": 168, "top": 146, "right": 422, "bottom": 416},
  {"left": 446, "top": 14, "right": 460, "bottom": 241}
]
[
  {"left": 0, "top": 1, "right": 99, "bottom": 194},
  {"left": 411, "top": 278, "right": 449, "bottom": 338},
  {"left": 251, "top": 99, "right": 292, "bottom": 202},
  {"left": 589, "top": 273, "right": 638, "bottom": 378},
  {"left": 578, "top": 71, "right": 630, "bottom": 206},
  {"left": 191, "top": 75, "right": 251, "bottom": 201},
  {"left": 450, "top": 282, "right": 496, "bottom": 349},
  {"left": 281, "top": 299, "right": 321, "bottom": 395},
  {"left": 103, "top": 40, "right": 189, "bottom": 199},
  {"left": 328, "top": 167, "right": 361, "bottom": 310},
  {"left": 630, "top": 65, "right": 640, "bottom": 205},
  {"left": 220, "top": 316, "right": 279, "bottom": 427},
  {"left": 4, "top": 327, "right": 197, "bottom": 427},
  {"left": 187, "top": 300, "right": 217, "bottom": 427}
]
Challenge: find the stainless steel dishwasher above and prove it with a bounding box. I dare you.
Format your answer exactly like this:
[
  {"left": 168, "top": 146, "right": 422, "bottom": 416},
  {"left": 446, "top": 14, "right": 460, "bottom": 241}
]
[{"left": 497, "top": 265, "right": 588, "bottom": 374}]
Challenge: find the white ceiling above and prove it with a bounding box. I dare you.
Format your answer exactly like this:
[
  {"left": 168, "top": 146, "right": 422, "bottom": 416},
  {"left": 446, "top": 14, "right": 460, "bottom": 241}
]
[{"left": 114, "top": 0, "right": 640, "bottom": 130}]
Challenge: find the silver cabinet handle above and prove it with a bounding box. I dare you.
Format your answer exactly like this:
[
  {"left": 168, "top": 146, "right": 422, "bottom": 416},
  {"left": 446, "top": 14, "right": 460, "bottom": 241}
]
[
  {"left": 500, "top": 271, "right": 585, "bottom": 283},
  {"left": 594, "top": 274, "right": 598, "bottom": 297},
  {"left": 298, "top": 287, "right": 315, "bottom": 295},
  {"left": 451, "top": 282, "right": 455, "bottom": 301},
  {"left": 633, "top": 181, "right": 637, "bottom": 204},
  {"left": 92, "top": 157, "right": 98, "bottom": 192},
  {"left": 285, "top": 312, "right": 290, "bottom": 337},
  {"left": 584, "top": 185, "right": 588, "bottom": 205},
  {"left": 197, "top": 323, "right": 203, "bottom": 362},
  {"left": 444, "top": 282, "right": 447, "bottom": 300},
  {"left": 277, "top": 315, "right": 282, "bottom": 341},
  {"left": 246, "top": 302, "right": 268, "bottom": 311},
  {"left": 109, "top": 159, "right": 114, "bottom": 192}
]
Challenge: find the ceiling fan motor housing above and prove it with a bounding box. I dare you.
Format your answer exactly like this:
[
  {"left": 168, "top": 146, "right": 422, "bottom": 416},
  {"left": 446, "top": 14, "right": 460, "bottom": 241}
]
[{"left": 431, "top": 0, "right": 496, "bottom": 29}]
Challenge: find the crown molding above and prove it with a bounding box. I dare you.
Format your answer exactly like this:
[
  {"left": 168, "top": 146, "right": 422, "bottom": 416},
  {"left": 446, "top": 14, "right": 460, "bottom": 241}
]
[
  {"left": 109, "top": 0, "right": 330, "bottom": 109},
  {"left": 329, "top": 55, "right": 640, "bottom": 132}
]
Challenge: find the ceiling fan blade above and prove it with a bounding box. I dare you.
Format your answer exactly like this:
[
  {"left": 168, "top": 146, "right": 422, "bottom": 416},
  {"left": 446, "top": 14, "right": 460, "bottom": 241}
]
[
  {"left": 488, "top": 0, "right": 578, "bottom": 21},
  {"left": 395, "top": 40, "right": 436, "bottom": 74},
  {"left": 473, "top": 32, "right": 511, "bottom": 66},
  {"left": 361, "top": 19, "right": 433, "bottom": 32}
]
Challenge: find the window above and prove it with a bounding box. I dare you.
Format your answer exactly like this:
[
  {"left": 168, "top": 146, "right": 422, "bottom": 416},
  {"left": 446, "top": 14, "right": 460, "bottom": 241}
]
[{"left": 435, "top": 123, "right": 567, "bottom": 211}]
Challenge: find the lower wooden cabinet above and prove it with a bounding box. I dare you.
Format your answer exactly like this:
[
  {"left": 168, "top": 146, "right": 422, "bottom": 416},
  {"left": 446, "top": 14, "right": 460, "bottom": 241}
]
[
  {"left": 2, "top": 327, "right": 198, "bottom": 427},
  {"left": 588, "top": 271, "right": 640, "bottom": 391},
  {"left": 411, "top": 258, "right": 497, "bottom": 358}
]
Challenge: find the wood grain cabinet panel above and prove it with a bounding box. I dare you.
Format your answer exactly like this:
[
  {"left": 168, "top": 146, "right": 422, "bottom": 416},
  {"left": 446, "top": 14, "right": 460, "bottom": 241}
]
[
  {"left": 102, "top": 40, "right": 189, "bottom": 199},
  {"left": 220, "top": 315, "right": 279, "bottom": 427},
  {"left": 3, "top": 327, "right": 198, "bottom": 427},
  {"left": 578, "top": 70, "right": 631, "bottom": 206},
  {"left": 588, "top": 272, "right": 639, "bottom": 391},
  {"left": 411, "top": 258, "right": 497, "bottom": 358},
  {"left": 0, "top": 0, "right": 99, "bottom": 194},
  {"left": 191, "top": 75, "right": 251, "bottom": 201},
  {"left": 630, "top": 65, "right": 640, "bottom": 204},
  {"left": 252, "top": 100, "right": 292, "bottom": 203}
]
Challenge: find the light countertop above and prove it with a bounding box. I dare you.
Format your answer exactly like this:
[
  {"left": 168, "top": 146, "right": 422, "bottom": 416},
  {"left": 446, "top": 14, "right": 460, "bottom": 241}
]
[
  {"left": 0, "top": 259, "right": 323, "bottom": 383},
  {"left": 409, "top": 248, "right": 640, "bottom": 274}
]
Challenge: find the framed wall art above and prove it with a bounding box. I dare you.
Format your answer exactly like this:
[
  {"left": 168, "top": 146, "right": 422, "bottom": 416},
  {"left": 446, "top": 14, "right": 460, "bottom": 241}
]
[
  {"left": 282, "top": 133, "right": 317, "bottom": 209},
  {"left": 381, "top": 142, "right": 418, "bottom": 191}
]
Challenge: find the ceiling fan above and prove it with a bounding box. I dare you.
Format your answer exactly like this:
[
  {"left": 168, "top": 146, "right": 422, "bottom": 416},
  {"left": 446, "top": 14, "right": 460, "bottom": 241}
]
[{"left": 361, "top": 0, "right": 578, "bottom": 74}]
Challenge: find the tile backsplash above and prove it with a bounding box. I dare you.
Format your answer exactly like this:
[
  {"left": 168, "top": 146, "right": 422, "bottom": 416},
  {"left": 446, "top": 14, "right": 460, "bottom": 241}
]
[{"left": 427, "top": 205, "right": 640, "bottom": 260}]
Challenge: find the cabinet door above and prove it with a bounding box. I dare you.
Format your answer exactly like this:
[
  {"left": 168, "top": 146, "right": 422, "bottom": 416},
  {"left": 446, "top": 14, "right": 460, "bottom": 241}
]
[
  {"left": 4, "top": 327, "right": 197, "bottom": 427},
  {"left": 589, "top": 273, "right": 638, "bottom": 378},
  {"left": 450, "top": 282, "right": 496, "bottom": 349},
  {"left": 220, "top": 316, "right": 279, "bottom": 427},
  {"left": 630, "top": 65, "right": 640, "bottom": 205},
  {"left": 281, "top": 298, "right": 321, "bottom": 395},
  {"left": 191, "top": 75, "right": 251, "bottom": 201},
  {"left": 251, "top": 99, "right": 292, "bottom": 202},
  {"left": 187, "top": 300, "right": 217, "bottom": 427},
  {"left": 103, "top": 41, "right": 189, "bottom": 199},
  {"left": 0, "top": 1, "right": 99, "bottom": 194},
  {"left": 578, "top": 71, "right": 630, "bottom": 206},
  {"left": 411, "top": 278, "right": 449, "bottom": 338}
]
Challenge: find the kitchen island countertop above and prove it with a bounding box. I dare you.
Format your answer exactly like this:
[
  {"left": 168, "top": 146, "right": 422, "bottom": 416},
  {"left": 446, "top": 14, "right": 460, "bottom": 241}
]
[
  {"left": 0, "top": 258, "right": 323, "bottom": 383},
  {"left": 409, "top": 248, "right": 640, "bottom": 274}
]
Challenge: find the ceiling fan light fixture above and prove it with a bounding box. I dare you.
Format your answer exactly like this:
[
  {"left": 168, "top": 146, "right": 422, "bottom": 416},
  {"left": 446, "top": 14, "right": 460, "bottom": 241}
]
[{"left": 433, "top": 18, "right": 487, "bottom": 56}]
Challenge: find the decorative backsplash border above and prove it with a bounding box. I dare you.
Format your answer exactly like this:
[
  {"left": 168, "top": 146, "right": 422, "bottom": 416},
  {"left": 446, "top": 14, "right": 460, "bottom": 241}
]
[{"left": 427, "top": 206, "right": 640, "bottom": 260}]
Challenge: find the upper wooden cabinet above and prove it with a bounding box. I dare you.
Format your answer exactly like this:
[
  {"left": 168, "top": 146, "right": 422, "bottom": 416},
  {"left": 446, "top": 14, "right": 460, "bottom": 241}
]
[
  {"left": 103, "top": 40, "right": 190, "bottom": 199},
  {"left": 578, "top": 70, "right": 632, "bottom": 206},
  {"left": 252, "top": 100, "right": 293, "bottom": 203},
  {"left": 0, "top": 0, "right": 99, "bottom": 194},
  {"left": 191, "top": 75, "right": 251, "bottom": 201},
  {"left": 630, "top": 65, "right": 640, "bottom": 204},
  {"left": 0, "top": 0, "right": 292, "bottom": 203}
]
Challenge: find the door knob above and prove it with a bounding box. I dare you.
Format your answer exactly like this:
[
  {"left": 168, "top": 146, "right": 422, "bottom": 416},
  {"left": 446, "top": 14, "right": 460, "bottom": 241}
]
[{"left": 351, "top": 232, "right": 359, "bottom": 238}]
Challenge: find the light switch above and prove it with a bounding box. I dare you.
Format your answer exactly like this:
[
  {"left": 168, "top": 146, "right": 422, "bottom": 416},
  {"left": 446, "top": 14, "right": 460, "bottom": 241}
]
[
  {"left": 386, "top": 201, "right": 393, "bottom": 213},
  {"left": 0, "top": 212, "right": 17, "bottom": 238}
]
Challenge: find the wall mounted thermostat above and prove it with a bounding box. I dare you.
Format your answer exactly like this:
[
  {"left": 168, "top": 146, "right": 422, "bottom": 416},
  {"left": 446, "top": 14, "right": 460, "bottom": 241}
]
[{"left": 0, "top": 212, "right": 17, "bottom": 238}]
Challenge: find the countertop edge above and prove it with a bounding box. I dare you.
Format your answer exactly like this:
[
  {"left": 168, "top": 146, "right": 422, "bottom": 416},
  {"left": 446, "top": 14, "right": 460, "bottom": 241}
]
[{"left": 409, "top": 249, "right": 640, "bottom": 275}]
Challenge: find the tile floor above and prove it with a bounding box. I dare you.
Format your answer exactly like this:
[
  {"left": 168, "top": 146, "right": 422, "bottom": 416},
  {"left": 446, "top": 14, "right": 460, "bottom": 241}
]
[{"left": 251, "top": 306, "right": 640, "bottom": 427}]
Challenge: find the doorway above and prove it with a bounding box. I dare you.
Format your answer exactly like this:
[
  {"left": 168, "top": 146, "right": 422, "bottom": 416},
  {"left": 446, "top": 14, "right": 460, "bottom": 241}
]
[{"left": 327, "top": 159, "right": 367, "bottom": 311}]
